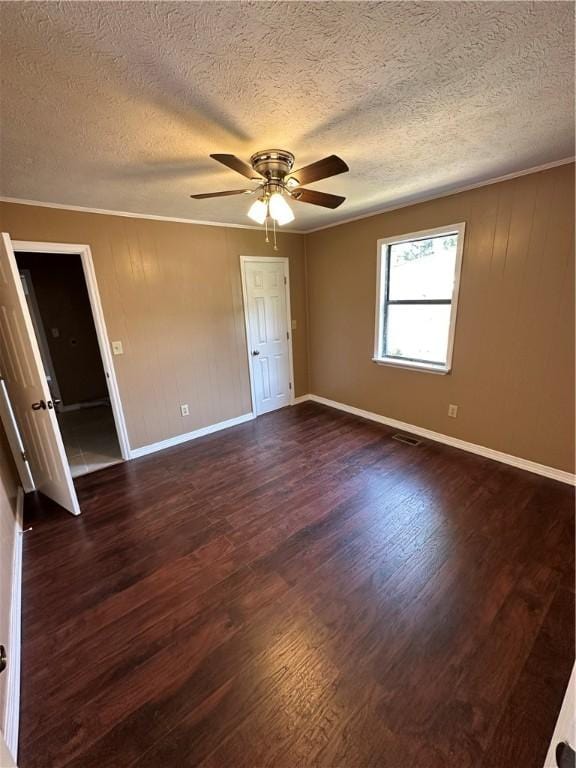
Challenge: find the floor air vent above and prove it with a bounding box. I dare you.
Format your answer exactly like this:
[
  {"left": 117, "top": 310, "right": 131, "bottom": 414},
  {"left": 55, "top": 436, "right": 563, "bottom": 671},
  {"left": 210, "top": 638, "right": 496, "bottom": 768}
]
[{"left": 392, "top": 433, "right": 421, "bottom": 446}]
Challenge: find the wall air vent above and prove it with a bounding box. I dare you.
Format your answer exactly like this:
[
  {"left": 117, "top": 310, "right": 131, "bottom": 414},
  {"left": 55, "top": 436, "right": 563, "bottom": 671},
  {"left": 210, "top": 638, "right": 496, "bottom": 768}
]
[{"left": 392, "top": 433, "right": 421, "bottom": 446}]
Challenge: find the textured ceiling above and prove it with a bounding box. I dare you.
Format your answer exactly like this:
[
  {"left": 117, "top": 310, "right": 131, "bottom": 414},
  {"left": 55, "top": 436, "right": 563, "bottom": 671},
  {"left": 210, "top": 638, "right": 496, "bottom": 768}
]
[{"left": 0, "top": 1, "right": 573, "bottom": 231}]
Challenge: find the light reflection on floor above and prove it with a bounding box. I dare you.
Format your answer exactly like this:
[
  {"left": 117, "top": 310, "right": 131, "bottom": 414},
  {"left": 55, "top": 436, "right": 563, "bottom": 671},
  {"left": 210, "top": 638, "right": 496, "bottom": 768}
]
[{"left": 58, "top": 403, "right": 122, "bottom": 477}]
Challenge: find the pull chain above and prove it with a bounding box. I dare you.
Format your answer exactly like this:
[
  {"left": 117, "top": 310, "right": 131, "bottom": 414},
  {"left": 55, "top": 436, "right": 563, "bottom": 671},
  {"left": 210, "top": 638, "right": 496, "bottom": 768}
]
[
  {"left": 273, "top": 217, "right": 278, "bottom": 251},
  {"left": 265, "top": 216, "right": 270, "bottom": 244}
]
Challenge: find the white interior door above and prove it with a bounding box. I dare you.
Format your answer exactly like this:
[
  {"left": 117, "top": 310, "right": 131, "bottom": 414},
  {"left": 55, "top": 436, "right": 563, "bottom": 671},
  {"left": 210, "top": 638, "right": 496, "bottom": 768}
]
[
  {"left": 0, "top": 731, "right": 16, "bottom": 768},
  {"left": 242, "top": 258, "right": 293, "bottom": 416},
  {"left": 0, "top": 233, "right": 80, "bottom": 515}
]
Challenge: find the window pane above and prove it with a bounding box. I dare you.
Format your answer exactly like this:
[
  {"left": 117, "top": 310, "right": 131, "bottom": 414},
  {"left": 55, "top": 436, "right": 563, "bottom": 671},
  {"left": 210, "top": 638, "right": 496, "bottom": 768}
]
[
  {"left": 384, "top": 304, "right": 451, "bottom": 364},
  {"left": 388, "top": 233, "right": 458, "bottom": 300}
]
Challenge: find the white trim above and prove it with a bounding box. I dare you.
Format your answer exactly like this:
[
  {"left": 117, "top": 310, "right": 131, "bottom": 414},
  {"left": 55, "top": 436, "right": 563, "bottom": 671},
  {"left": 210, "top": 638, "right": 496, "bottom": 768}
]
[
  {"left": 301, "top": 394, "right": 576, "bottom": 486},
  {"left": 371, "top": 357, "right": 449, "bottom": 374},
  {"left": 543, "top": 664, "right": 575, "bottom": 767},
  {"left": 0, "top": 196, "right": 300, "bottom": 234},
  {"left": 2, "top": 159, "right": 571, "bottom": 237},
  {"left": 129, "top": 412, "right": 254, "bottom": 459},
  {"left": 11, "top": 241, "right": 131, "bottom": 461},
  {"left": 307, "top": 157, "right": 575, "bottom": 233},
  {"left": 293, "top": 395, "right": 310, "bottom": 404},
  {"left": 3, "top": 487, "right": 24, "bottom": 762},
  {"left": 239, "top": 255, "right": 296, "bottom": 415},
  {"left": 373, "top": 223, "right": 465, "bottom": 374},
  {"left": 59, "top": 398, "right": 109, "bottom": 413}
]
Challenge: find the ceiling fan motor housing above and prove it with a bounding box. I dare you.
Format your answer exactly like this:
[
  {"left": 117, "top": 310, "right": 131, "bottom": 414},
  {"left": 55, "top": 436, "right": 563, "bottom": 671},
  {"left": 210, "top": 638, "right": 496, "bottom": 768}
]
[{"left": 250, "top": 149, "right": 295, "bottom": 181}]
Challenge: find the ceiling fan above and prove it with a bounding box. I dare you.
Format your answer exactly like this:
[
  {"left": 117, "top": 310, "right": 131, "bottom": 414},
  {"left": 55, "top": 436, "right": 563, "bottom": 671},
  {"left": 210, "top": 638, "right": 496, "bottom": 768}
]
[{"left": 191, "top": 149, "right": 349, "bottom": 247}]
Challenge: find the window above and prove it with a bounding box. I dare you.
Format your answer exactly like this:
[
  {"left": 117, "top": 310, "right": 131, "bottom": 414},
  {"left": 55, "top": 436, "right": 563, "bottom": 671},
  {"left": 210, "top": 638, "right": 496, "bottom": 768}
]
[{"left": 373, "top": 223, "right": 465, "bottom": 373}]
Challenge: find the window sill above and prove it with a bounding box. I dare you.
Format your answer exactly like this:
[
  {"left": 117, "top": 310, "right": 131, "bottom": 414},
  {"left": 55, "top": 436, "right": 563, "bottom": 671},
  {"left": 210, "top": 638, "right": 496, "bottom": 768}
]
[{"left": 372, "top": 357, "right": 450, "bottom": 375}]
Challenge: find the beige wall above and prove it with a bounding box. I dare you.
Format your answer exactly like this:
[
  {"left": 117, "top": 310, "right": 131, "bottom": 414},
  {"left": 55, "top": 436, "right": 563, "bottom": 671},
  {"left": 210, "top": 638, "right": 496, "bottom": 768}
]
[
  {"left": 0, "top": 204, "right": 308, "bottom": 449},
  {"left": 306, "top": 163, "right": 575, "bottom": 473},
  {"left": 1, "top": 163, "right": 573, "bottom": 472}
]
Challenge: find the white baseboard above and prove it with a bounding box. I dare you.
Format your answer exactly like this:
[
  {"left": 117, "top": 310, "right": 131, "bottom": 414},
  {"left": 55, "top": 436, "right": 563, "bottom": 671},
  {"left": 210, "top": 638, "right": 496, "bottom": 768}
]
[
  {"left": 543, "top": 664, "right": 575, "bottom": 767},
  {"left": 129, "top": 412, "right": 255, "bottom": 459},
  {"left": 59, "top": 398, "right": 109, "bottom": 413},
  {"left": 292, "top": 395, "right": 310, "bottom": 405},
  {"left": 3, "top": 487, "right": 23, "bottom": 762},
  {"left": 295, "top": 394, "right": 575, "bottom": 486}
]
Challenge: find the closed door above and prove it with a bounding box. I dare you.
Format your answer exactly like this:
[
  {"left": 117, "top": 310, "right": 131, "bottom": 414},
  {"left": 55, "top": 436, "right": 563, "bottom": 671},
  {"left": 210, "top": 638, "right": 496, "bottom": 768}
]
[
  {"left": 0, "top": 233, "right": 80, "bottom": 515},
  {"left": 243, "top": 259, "right": 292, "bottom": 415}
]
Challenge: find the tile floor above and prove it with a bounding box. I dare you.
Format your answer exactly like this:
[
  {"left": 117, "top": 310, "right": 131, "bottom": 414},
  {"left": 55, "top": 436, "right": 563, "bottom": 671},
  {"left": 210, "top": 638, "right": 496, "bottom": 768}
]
[{"left": 57, "top": 404, "right": 122, "bottom": 477}]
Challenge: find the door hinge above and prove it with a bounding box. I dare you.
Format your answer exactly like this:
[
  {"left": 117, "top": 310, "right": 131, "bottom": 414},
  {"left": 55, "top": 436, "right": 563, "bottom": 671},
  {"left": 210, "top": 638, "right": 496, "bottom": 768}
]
[
  {"left": 286, "top": 331, "right": 289, "bottom": 340},
  {"left": 21, "top": 450, "right": 29, "bottom": 462},
  {"left": 284, "top": 276, "right": 287, "bottom": 285},
  {"left": 289, "top": 382, "right": 292, "bottom": 390}
]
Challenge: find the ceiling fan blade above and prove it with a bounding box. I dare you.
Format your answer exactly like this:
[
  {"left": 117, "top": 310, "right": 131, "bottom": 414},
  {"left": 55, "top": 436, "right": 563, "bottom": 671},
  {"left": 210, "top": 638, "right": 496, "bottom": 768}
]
[
  {"left": 190, "top": 189, "right": 253, "bottom": 199},
  {"left": 287, "top": 155, "right": 348, "bottom": 186},
  {"left": 290, "top": 188, "right": 345, "bottom": 209},
  {"left": 210, "top": 154, "right": 263, "bottom": 180}
]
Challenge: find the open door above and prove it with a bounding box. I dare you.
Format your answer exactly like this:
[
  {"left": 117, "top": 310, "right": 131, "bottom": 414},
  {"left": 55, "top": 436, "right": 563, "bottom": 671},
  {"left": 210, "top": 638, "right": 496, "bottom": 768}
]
[
  {"left": 0, "top": 233, "right": 80, "bottom": 515},
  {"left": 0, "top": 731, "right": 16, "bottom": 768}
]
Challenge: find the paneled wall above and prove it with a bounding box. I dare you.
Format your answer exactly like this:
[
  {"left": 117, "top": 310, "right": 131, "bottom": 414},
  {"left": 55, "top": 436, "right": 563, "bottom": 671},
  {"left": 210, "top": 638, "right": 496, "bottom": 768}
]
[
  {"left": 305, "top": 163, "right": 575, "bottom": 473},
  {"left": 0, "top": 204, "right": 308, "bottom": 449},
  {"left": 1, "top": 163, "right": 573, "bottom": 472}
]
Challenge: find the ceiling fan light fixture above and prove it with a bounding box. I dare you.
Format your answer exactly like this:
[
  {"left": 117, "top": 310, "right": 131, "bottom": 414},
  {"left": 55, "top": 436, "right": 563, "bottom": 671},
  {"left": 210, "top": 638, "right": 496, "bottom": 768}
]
[
  {"left": 193, "top": 150, "right": 348, "bottom": 242},
  {"left": 247, "top": 198, "right": 268, "bottom": 225},
  {"left": 268, "top": 192, "right": 294, "bottom": 225}
]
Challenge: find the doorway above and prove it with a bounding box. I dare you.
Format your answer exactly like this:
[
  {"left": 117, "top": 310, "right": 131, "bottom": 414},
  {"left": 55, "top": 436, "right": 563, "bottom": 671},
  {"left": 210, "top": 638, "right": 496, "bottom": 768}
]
[
  {"left": 240, "top": 256, "right": 295, "bottom": 416},
  {"left": 12, "top": 243, "right": 129, "bottom": 477}
]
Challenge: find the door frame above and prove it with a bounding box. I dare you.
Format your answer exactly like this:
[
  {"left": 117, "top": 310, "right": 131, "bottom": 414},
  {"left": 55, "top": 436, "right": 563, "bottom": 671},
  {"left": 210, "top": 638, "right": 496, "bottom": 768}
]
[
  {"left": 12, "top": 241, "right": 131, "bottom": 460},
  {"left": 239, "top": 255, "right": 295, "bottom": 415}
]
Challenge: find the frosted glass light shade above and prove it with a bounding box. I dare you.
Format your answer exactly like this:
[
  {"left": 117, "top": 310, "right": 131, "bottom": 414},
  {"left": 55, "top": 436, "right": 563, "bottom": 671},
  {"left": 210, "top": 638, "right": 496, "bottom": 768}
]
[
  {"left": 268, "top": 193, "right": 294, "bottom": 225},
  {"left": 247, "top": 198, "right": 267, "bottom": 224}
]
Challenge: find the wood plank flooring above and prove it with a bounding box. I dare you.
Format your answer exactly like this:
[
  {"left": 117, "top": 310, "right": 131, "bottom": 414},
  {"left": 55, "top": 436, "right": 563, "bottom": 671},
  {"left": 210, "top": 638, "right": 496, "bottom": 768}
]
[{"left": 19, "top": 402, "right": 574, "bottom": 767}]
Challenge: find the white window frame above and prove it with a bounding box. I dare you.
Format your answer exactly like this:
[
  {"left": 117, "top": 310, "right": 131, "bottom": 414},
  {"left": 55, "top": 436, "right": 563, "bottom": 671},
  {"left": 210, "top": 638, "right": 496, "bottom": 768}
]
[{"left": 373, "top": 222, "right": 465, "bottom": 374}]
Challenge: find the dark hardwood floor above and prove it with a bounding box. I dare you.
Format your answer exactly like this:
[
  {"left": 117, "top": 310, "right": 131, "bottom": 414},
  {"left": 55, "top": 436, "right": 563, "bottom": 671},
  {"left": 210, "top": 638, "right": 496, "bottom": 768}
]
[{"left": 19, "top": 402, "right": 574, "bottom": 767}]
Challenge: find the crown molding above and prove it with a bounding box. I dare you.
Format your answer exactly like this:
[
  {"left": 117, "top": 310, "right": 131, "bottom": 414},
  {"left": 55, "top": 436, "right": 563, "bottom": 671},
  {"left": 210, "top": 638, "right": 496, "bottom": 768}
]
[
  {"left": 1, "top": 156, "right": 573, "bottom": 235},
  {"left": 0, "top": 196, "right": 303, "bottom": 234},
  {"left": 305, "top": 156, "right": 576, "bottom": 234}
]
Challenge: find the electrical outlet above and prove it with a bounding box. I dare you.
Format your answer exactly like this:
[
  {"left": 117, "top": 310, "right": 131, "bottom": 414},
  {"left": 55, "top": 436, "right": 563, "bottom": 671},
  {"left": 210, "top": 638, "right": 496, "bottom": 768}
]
[
  {"left": 448, "top": 404, "right": 458, "bottom": 418},
  {"left": 111, "top": 340, "right": 124, "bottom": 355},
  {"left": 180, "top": 404, "right": 190, "bottom": 417}
]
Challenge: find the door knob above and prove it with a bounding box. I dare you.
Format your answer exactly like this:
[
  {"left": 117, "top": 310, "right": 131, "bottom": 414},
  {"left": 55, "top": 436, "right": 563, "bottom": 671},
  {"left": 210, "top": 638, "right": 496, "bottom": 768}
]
[
  {"left": 252, "top": 350, "right": 260, "bottom": 356},
  {"left": 47, "top": 399, "right": 62, "bottom": 409},
  {"left": 0, "top": 645, "right": 6, "bottom": 674},
  {"left": 31, "top": 400, "right": 47, "bottom": 410},
  {"left": 557, "top": 742, "right": 576, "bottom": 768}
]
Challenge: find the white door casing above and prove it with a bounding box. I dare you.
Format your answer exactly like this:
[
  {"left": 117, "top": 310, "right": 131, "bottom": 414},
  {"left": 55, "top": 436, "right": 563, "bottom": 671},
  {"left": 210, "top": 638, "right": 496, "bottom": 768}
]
[
  {"left": 0, "top": 233, "right": 80, "bottom": 515},
  {"left": 12, "top": 240, "right": 131, "bottom": 462},
  {"left": 241, "top": 257, "right": 294, "bottom": 416}
]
